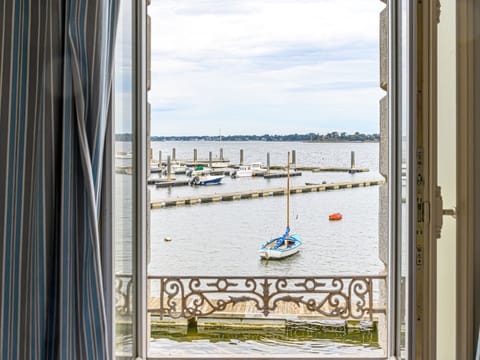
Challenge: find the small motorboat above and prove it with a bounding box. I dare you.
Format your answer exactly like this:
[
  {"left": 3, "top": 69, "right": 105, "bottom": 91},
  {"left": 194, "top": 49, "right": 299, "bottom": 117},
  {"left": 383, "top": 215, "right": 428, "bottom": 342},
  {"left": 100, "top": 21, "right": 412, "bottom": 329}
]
[
  {"left": 329, "top": 213, "right": 343, "bottom": 221},
  {"left": 190, "top": 175, "right": 224, "bottom": 186},
  {"left": 235, "top": 165, "right": 253, "bottom": 177},
  {"left": 233, "top": 163, "right": 268, "bottom": 178},
  {"left": 251, "top": 162, "right": 268, "bottom": 176}
]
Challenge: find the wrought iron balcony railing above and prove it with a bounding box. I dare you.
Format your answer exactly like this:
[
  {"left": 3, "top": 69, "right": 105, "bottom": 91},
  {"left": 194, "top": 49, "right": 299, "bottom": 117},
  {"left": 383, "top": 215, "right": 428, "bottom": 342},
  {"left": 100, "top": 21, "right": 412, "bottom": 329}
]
[{"left": 116, "top": 275, "right": 386, "bottom": 321}]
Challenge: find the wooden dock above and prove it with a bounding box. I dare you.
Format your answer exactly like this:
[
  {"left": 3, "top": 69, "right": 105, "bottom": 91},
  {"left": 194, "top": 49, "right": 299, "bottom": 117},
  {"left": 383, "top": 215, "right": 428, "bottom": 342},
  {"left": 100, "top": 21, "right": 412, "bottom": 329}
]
[
  {"left": 268, "top": 165, "right": 369, "bottom": 173},
  {"left": 263, "top": 171, "right": 302, "bottom": 179},
  {"left": 155, "top": 180, "right": 190, "bottom": 188},
  {"left": 311, "top": 167, "right": 368, "bottom": 173},
  {"left": 150, "top": 179, "right": 385, "bottom": 209}
]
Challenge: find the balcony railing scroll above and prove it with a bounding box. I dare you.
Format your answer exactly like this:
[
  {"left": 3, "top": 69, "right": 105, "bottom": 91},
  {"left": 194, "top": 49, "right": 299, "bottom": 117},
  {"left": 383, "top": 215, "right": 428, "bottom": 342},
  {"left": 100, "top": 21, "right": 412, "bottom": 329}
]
[{"left": 116, "top": 275, "right": 386, "bottom": 321}]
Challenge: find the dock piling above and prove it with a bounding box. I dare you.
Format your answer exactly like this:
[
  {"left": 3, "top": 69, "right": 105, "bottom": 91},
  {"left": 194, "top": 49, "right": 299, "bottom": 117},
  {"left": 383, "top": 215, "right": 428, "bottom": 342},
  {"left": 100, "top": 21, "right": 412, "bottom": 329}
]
[
  {"left": 193, "top": 149, "right": 197, "bottom": 165},
  {"left": 167, "top": 155, "right": 172, "bottom": 180},
  {"left": 209, "top": 152, "right": 213, "bottom": 168},
  {"left": 351, "top": 151, "right": 355, "bottom": 170},
  {"left": 267, "top": 153, "right": 271, "bottom": 174},
  {"left": 220, "top": 148, "right": 224, "bottom": 160},
  {"left": 292, "top": 150, "right": 296, "bottom": 168},
  {"left": 172, "top": 148, "right": 176, "bottom": 162},
  {"left": 240, "top": 149, "right": 244, "bottom": 165},
  {"left": 158, "top": 150, "right": 162, "bottom": 167}
]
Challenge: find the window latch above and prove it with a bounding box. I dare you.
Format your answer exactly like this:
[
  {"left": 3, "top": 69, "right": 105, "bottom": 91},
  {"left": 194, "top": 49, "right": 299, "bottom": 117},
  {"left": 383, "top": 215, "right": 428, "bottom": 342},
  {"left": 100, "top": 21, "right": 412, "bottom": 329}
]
[
  {"left": 434, "top": 186, "right": 457, "bottom": 239},
  {"left": 442, "top": 207, "right": 456, "bottom": 218}
]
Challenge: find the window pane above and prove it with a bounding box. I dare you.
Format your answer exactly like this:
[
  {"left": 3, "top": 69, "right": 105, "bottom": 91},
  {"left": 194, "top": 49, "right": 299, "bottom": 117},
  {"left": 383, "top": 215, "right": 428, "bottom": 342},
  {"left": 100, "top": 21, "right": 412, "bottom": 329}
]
[{"left": 114, "top": 0, "right": 135, "bottom": 356}]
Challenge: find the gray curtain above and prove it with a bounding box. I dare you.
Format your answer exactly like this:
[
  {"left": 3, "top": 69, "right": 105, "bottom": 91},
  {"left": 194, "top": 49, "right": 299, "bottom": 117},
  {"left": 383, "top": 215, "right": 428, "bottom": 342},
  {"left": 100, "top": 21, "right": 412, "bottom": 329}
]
[{"left": 0, "top": 1, "right": 118, "bottom": 359}]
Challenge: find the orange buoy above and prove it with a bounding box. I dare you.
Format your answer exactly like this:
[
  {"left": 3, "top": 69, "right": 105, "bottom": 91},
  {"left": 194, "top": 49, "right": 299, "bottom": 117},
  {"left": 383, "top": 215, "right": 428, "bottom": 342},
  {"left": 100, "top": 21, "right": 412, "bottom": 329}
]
[{"left": 329, "top": 213, "right": 343, "bottom": 221}]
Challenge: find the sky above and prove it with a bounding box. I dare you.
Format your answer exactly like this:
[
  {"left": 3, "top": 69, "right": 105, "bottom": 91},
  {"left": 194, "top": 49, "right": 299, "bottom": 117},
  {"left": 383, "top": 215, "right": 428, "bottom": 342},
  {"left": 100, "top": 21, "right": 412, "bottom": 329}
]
[{"left": 116, "top": 0, "right": 385, "bottom": 136}]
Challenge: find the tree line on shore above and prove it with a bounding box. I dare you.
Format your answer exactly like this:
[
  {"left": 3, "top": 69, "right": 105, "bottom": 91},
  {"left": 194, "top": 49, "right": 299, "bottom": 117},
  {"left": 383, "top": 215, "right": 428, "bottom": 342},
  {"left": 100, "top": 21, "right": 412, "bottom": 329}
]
[{"left": 115, "top": 132, "right": 379, "bottom": 142}]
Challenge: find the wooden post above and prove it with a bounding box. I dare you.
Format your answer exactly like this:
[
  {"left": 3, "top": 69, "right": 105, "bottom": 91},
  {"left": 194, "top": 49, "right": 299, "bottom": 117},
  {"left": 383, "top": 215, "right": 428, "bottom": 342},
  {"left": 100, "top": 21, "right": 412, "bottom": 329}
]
[
  {"left": 240, "top": 149, "right": 244, "bottom": 165},
  {"left": 167, "top": 155, "right": 172, "bottom": 181},
  {"left": 209, "top": 151, "right": 213, "bottom": 168},
  {"left": 351, "top": 151, "right": 355, "bottom": 169},
  {"left": 193, "top": 149, "right": 197, "bottom": 165},
  {"left": 292, "top": 150, "right": 296, "bottom": 168},
  {"left": 172, "top": 148, "right": 176, "bottom": 161},
  {"left": 220, "top": 148, "right": 224, "bottom": 160},
  {"left": 267, "top": 152, "right": 271, "bottom": 174},
  {"left": 158, "top": 150, "right": 162, "bottom": 167}
]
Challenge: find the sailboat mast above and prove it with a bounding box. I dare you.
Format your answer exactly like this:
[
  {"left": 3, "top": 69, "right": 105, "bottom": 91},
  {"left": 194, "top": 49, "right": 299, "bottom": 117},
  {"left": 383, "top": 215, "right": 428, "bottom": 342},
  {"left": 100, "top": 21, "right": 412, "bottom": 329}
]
[{"left": 287, "top": 152, "right": 290, "bottom": 230}]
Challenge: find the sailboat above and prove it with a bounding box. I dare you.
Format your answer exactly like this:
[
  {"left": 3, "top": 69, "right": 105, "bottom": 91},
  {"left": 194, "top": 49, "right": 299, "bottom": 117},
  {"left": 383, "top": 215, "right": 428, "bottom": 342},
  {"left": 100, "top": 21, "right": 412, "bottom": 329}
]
[{"left": 258, "top": 152, "right": 302, "bottom": 259}]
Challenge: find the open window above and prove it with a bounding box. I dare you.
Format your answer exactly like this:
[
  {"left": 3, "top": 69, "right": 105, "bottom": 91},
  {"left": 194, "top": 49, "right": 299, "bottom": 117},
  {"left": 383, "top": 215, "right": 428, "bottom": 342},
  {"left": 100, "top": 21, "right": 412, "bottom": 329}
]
[{"left": 113, "top": 0, "right": 418, "bottom": 358}]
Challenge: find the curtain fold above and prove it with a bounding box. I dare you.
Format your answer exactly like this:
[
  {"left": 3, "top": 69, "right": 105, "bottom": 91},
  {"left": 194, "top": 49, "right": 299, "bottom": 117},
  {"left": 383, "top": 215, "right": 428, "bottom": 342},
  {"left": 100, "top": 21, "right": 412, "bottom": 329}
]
[{"left": 0, "top": 1, "right": 118, "bottom": 359}]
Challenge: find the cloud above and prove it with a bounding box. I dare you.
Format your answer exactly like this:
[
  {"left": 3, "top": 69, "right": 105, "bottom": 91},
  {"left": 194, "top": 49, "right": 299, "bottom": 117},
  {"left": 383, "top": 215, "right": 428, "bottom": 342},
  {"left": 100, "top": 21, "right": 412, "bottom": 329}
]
[
  {"left": 147, "top": 0, "right": 385, "bottom": 135},
  {"left": 174, "top": 0, "right": 257, "bottom": 16},
  {"left": 286, "top": 80, "right": 379, "bottom": 93}
]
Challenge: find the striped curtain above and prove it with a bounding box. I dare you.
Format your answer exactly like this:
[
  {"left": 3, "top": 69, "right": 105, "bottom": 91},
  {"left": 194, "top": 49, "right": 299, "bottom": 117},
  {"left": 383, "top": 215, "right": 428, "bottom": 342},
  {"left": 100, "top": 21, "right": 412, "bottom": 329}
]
[{"left": 0, "top": 1, "right": 118, "bottom": 359}]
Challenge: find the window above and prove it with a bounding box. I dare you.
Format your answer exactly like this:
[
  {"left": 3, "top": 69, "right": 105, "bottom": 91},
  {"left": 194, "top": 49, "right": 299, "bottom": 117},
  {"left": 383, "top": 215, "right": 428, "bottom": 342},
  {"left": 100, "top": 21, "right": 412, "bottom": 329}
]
[{"left": 114, "top": 0, "right": 414, "bottom": 358}]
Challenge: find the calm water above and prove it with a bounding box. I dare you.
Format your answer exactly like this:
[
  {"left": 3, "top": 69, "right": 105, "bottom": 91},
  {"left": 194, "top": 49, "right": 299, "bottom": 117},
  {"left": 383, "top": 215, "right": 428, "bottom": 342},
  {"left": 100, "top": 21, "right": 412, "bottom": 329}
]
[
  {"left": 147, "top": 141, "right": 384, "bottom": 276},
  {"left": 115, "top": 141, "right": 385, "bottom": 356}
]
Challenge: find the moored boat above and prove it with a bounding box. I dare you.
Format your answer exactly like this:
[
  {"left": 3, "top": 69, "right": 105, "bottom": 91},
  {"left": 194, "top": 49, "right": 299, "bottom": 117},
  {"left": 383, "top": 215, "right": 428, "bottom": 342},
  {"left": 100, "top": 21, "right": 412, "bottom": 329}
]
[
  {"left": 234, "top": 165, "right": 253, "bottom": 177},
  {"left": 258, "top": 228, "right": 302, "bottom": 259},
  {"left": 258, "top": 152, "right": 302, "bottom": 259},
  {"left": 329, "top": 213, "right": 343, "bottom": 221},
  {"left": 232, "top": 162, "right": 268, "bottom": 178},
  {"left": 189, "top": 175, "right": 224, "bottom": 186},
  {"left": 187, "top": 165, "right": 213, "bottom": 177},
  {"left": 251, "top": 162, "right": 268, "bottom": 176}
]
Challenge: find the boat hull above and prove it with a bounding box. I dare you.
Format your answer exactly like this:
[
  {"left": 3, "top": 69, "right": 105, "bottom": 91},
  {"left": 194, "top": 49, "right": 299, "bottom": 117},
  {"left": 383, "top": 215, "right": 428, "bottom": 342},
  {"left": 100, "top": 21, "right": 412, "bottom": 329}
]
[
  {"left": 235, "top": 170, "right": 253, "bottom": 177},
  {"left": 258, "top": 246, "right": 300, "bottom": 259}
]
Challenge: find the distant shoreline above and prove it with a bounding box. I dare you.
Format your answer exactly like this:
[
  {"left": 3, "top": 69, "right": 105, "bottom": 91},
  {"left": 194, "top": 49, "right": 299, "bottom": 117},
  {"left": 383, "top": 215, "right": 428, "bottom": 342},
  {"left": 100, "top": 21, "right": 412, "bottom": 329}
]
[{"left": 115, "top": 132, "right": 380, "bottom": 143}]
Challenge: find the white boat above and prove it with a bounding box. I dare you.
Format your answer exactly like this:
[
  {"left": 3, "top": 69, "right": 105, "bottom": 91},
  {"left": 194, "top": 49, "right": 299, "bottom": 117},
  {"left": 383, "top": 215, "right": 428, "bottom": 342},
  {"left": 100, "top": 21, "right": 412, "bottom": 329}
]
[
  {"left": 160, "top": 163, "right": 187, "bottom": 175},
  {"left": 251, "top": 162, "right": 268, "bottom": 176},
  {"left": 211, "top": 161, "right": 230, "bottom": 168},
  {"left": 258, "top": 152, "right": 302, "bottom": 259},
  {"left": 171, "top": 163, "right": 187, "bottom": 174},
  {"left": 235, "top": 165, "right": 253, "bottom": 177},
  {"left": 150, "top": 161, "right": 162, "bottom": 172},
  {"left": 258, "top": 232, "right": 302, "bottom": 259},
  {"left": 187, "top": 166, "right": 213, "bottom": 177},
  {"left": 232, "top": 162, "right": 268, "bottom": 178}
]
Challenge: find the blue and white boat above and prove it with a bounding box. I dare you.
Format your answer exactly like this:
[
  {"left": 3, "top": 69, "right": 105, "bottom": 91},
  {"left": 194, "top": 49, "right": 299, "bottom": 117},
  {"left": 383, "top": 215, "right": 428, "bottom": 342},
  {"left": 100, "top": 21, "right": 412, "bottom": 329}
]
[
  {"left": 190, "top": 175, "right": 224, "bottom": 186},
  {"left": 258, "top": 227, "right": 302, "bottom": 259},
  {"left": 258, "top": 152, "right": 302, "bottom": 259}
]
